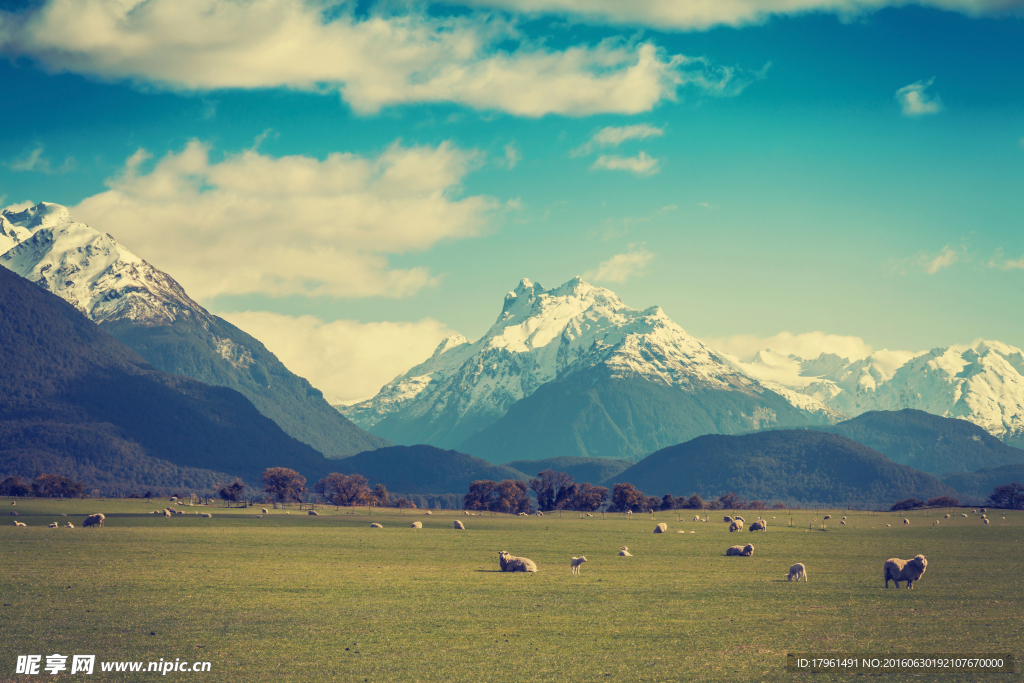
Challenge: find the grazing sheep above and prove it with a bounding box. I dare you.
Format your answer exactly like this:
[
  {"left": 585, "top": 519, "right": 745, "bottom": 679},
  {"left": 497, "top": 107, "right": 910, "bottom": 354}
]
[
  {"left": 626, "top": 510, "right": 632, "bottom": 517},
  {"left": 14, "top": 521, "right": 27, "bottom": 527},
  {"left": 654, "top": 522, "right": 668, "bottom": 533},
  {"left": 463, "top": 510, "right": 470, "bottom": 515},
  {"left": 734, "top": 516, "right": 745, "bottom": 523},
  {"left": 370, "top": 523, "right": 383, "bottom": 528},
  {"left": 170, "top": 497, "right": 177, "bottom": 501},
  {"left": 454, "top": 520, "right": 465, "bottom": 530},
  {"left": 83, "top": 513, "right": 105, "bottom": 528},
  {"left": 694, "top": 515, "right": 701, "bottom": 522},
  {"left": 884, "top": 555, "right": 928, "bottom": 589},
  {"left": 201, "top": 513, "right": 213, "bottom": 518},
  {"left": 256, "top": 515, "right": 262, "bottom": 519},
  {"left": 787, "top": 563, "right": 808, "bottom": 582},
  {"left": 65, "top": 523, "right": 74, "bottom": 528},
  {"left": 48, "top": 522, "right": 58, "bottom": 528},
  {"left": 842, "top": 516, "right": 847, "bottom": 520},
  {"left": 411, "top": 521, "right": 422, "bottom": 528},
  {"left": 308, "top": 510, "right": 319, "bottom": 516},
  {"left": 749, "top": 520, "right": 767, "bottom": 532},
  {"left": 164, "top": 510, "right": 172, "bottom": 517},
  {"left": 962, "top": 513, "right": 968, "bottom": 517},
  {"left": 10, "top": 501, "right": 14, "bottom": 505},
  {"left": 536, "top": 511, "right": 544, "bottom": 516},
  {"left": 981, "top": 508, "right": 986, "bottom": 513},
  {"left": 262, "top": 508, "right": 269, "bottom": 514},
  {"left": 903, "top": 518, "right": 910, "bottom": 525},
  {"left": 726, "top": 544, "right": 755, "bottom": 556},
  {"left": 498, "top": 551, "right": 538, "bottom": 573},
  {"left": 944, "top": 514, "right": 950, "bottom": 519},
  {"left": 886, "top": 524, "right": 891, "bottom": 527},
  {"left": 840, "top": 520, "right": 846, "bottom": 526},
  {"left": 729, "top": 520, "right": 744, "bottom": 532},
  {"left": 824, "top": 515, "right": 831, "bottom": 520},
  {"left": 723, "top": 516, "right": 733, "bottom": 523},
  {"left": 619, "top": 547, "right": 632, "bottom": 557},
  {"left": 984, "top": 519, "right": 990, "bottom": 525},
  {"left": 570, "top": 556, "right": 587, "bottom": 574}
]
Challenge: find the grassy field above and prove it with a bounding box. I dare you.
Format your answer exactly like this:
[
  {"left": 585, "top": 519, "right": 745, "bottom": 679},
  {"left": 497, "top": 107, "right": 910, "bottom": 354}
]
[{"left": 1, "top": 498, "right": 1021, "bottom": 682}]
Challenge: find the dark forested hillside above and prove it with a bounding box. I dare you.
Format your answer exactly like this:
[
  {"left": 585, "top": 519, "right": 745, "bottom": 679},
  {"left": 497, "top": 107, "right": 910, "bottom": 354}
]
[
  {"left": 607, "top": 430, "right": 960, "bottom": 509},
  {"left": 941, "top": 464, "right": 1024, "bottom": 500},
  {"left": 0, "top": 265, "right": 333, "bottom": 493}
]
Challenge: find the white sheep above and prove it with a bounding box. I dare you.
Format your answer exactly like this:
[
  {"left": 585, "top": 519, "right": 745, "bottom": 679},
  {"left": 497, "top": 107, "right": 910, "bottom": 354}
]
[
  {"left": 425, "top": 511, "right": 433, "bottom": 515},
  {"left": 981, "top": 508, "right": 986, "bottom": 513},
  {"left": 733, "top": 516, "right": 745, "bottom": 523},
  {"left": 201, "top": 513, "right": 213, "bottom": 518},
  {"left": 842, "top": 516, "right": 847, "bottom": 520},
  {"left": 884, "top": 555, "right": 928, "bottom": 589},
  {"left": 49, "top": 522, "right": 58, "bottom": 528},
  {"left": 787, "top": 563, "right": 808, "bottom": 582},
  {"left": 749, "top": 520, "right": 767, "bottom": 532},
  {"left": 262, "top": 508, "right": 269, "bottom": 514},
  {"left": 164, "top": 509, "right": 172, "bottom": 517},
  {"left": 729, "top": 520, "right": 744, "bottom": 532},
  {"left": 83, "top": 513, "right": 105, "bottom": 528},
  {"left": 840, "top": 520, "right": 846, "bottom": 526},
  {"left": 370, "top": 523, "right": 383, "bottom": 528},
  {"left": 619, "top": 547, "right": 632, "bottom": 557},
  {"left": 726, "top": 544, "right": 754, "bottom": 556},
  {"left": 903, "top": 518, "right": 910, "bottom": 525},
  {"left": 517, "top": 512, "right": 527, "bottom": 516},
  {"left": 944, "top": 514, "right": 950, "bottom": 519},
  {"left": 626, "top": 510, "right": 632, "bottom": 518},
  {"left": 411, "top": 521, "right": 422, "bottom": 528},
  {"left": 65, "top": 523, "right": 74, "bottom": 529},
  {"left": 498, "top": 551, "right": 537, "bottom": 572},
  {"left": 984, "top": 519, "right": 990, "bottom": 525},
  {"left": 654, "top": 522, "right": 668, "bottom": 533},
  {"left": 962, "top": 513, "right": 968, "bottom": 517},
  {"left": 536, "top": 511, "right": 544, "bottom": 516},
  {"left": 308, "top": 510, "right": 319, "bottom": 516},
  {"left": 886, "top": 524, "right": 891, "bottom": 527},
  {"left": 13, "top": 521, "right": 26, "bottom": 527},
  {"left": 823, "top": 515, "right": 831, "bottom": 520},
  {"left": 723, "top": 516, "right": 733, "bottom": 523},
  {"left": 570, "top": 556, "right": 587, "bottom": 574},
  {"left": 694, "top": 515, "right": 701, "bottom": 522},
  {"left": 454, "top": 520, "right": 465, "bottom": 530}
]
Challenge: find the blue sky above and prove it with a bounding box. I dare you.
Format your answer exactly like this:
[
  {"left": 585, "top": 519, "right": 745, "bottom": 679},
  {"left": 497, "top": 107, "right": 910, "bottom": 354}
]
[{"left": 2, "top": 0, "right": 1022, "bottom": 402}]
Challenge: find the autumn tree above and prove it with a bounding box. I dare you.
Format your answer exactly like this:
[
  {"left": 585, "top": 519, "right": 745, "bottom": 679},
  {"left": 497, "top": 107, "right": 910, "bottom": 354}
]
[
  {"left": 718, "top": 492, "right": 745, "bottom": 510},
  {"left": 682, "top": 494, "right": 704, "bottom": 510},
  {"left": 611, "top": 483, "right": 647, "bottom": 512},
  {"left": 314, "top": 473, "right": 371, "bottom": 506},
  {"left": 370, "top": 483, "right": 390, "bottom": 507},
  {"left": 32, "top": 473, "right": 85, "bottom": 498},
  {"left": 529, "top": 470, "right": 574, "bottom": 512},
  {"left": 554, "top": 483, "right": 608, "bottom": 511},
  {"left": 988, "top": 482, "right": 1024, "bottom": 510},
  {"left": 771, "top": 502, "right": 787, "bottom": 510},
  {"left": 0, "top": 476, "right": 31, "bottom": 497},
  {"left": 748, "top": 500, "right": 768, "bottom": 511},
  {"left": 464, "top": 480, "right": 498, "bottom": 511},
  {"left": 496, "top": 479, "right": 531, "bottom": 514},
  {"left": 890, "top": 498, "right": 924, "bottom": 511},
  {"left": 262, "top": 467, "right": 306, "bottom": 503}
]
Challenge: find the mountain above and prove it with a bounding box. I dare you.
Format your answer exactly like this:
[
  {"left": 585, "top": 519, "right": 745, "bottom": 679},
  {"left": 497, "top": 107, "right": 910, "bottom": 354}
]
[
  {"left": 817, "top": 409, "right": 1024, "bottom": 475},
  {"left": 732, "top": 342, "right": 1024, "bottom": 448},
  {"left": 606, "top": 430, "right": 960, "bottom": 510},
  {"left": 506, "top": 456, "right": 633, "bottom": 484},
  {"left": 0, "top": 262, "right": 334, "bottom": 493},
  {"left": 343, "top": 277, "right": 833, "bottom": 461},
  {"left": 0, "top": 202, "right": 388, "bottom": 459},
  {"left": 331, "top": 445, "right": 528, "bottom": 495},
  {"left": 940, "top": 464, "right": 1024, "bottom": 501}
]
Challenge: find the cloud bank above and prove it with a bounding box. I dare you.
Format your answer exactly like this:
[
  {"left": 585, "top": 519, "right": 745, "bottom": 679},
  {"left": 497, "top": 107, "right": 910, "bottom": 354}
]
[{"left": 896, "top": 79, "right": 943, "bottom": 117}]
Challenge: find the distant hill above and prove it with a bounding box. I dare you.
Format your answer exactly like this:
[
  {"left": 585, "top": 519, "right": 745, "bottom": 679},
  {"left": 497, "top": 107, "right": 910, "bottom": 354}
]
[
  {"left": 0, "top": 264, "right": 334, "bottom": 494},
  {"left": 332, "top": 445, "right": 528, "bottom": 495},
  {"left": 816, "top": 409, "right": 1024, "bottom": 475},
  {"left": 606, "top": 430, "right": 960, "bottom": 509},
  {"left": 506, "top": 456, "right": 632, "bottom": 484},
  {"left": 940, "top": 464, "right": 1024, "bottom": 501}
]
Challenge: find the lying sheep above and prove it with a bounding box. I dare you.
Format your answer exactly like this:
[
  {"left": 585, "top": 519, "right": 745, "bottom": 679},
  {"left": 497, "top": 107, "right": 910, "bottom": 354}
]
[
  {"left": 411, "top": 521, "right": 422, "bottom": 528},
  {"left": 787, "top": 563, "right": 808, "bottom": 582},
  {"left": 454, "top": 520, "right": 465, "bottom": 530},
  {"left": 962, "top": 513, "right": 968, "bottom": 518},
  {"left": 694, "top": 515, "right": 701, "bottom": 522},
  {"left": 65, "top": 523, "right": 74, "bottom": 529},
  {"left": 729, "top": 520, "right": 744, "bottom": 532},
  {"left": 654, "top": 522, "right": 668, "bottom": 533},
  {"left": 201, "top": 513, "right": 213, "bottom": 518},
  {"left": 498, "top": 551, "right": 537, "bottom": 572},
  {"left": 823, "top": 515, "right": 831, "bottom": 520},
  {"left": 749, "top": 520, "right": 767, "bottom": 532},
  {"left": 13, "top": 521, "right": 26, "bottom": 527},
  {"left": 517, "top": 512, "right": 528, "bottom": 516},
  {"left": 981, "top": 508, "right": 987, "bottom": 513},
  {"left": 49, "top": 522, "right": 58, "bottom": 528},
  {"left": 884, "top": 555, "right": 928, "bottom": 589},
  {"left": 570, "top": 556, "right": 587, "bottom": 574},
  {"left": 726, "top": 544, "right": 754, "bottom": 557},
  {"left": 425, "top": 511, "right": 432, "bottom": 515},
  {"left": 886, "top": 524, "right": 891, "bottom": 527},
  {"left": 619, "top": 547, "right": 632, "bottom": 557},
  {"left": 83, "top": 513, "right": 105, "bottom": 528},
  {"left": 308, "top": 510, "right": 319, "bottom": 516},
  {"left": 370, "top": 523, "right": 383, "bottom": 528},
  {"left": 944, "top": 514, "right": 950, "bottom": 519}
]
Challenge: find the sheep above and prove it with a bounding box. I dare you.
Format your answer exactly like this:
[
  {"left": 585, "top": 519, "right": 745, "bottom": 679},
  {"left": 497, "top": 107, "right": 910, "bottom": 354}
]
[
  {"left": 83, "top": 513, "right": 105, "bottom": 528},
  {"left": 262, "top": 508, "right": 269, "bottom": 514},
  {"left": 884, "top": 555, "right": 928, "bottom": 589},
  {"left": 694, "top": 515, "right": 701, "bottom": 522},
  {"left": 619, "top": 547, "right": 632, "bottom": 557},
  {"left": 10, "top": 511, "right": 17, "bottom": 516},
  {"left": 411, "top": 521, "right": 422, "bottom": 528},
  {"left": 749, "top": 520, "right": 767, "bottom": 532},
  {"left": 454, "top": 520, "right": 465, "bottom": 530},
  {"left": 787, "top": 563, "right": 808, "bottom": 582},
  {"left": 626, "top": 510, "right": 632, "bottom": 518},
  {"left": 981, "top": 508, "right": 986, "bottom": 513},
  {"left": 984, "top": 519, "right": 990, "bottom": 525},
  {"left": 962, "top": 513, "right": 968, "bottom": 518},
  {"left": 10, "top": 501, "right": 14, "bottom": 505},
  {"left": 734, "top": 516, "right": 745, "bottom": 523},
  {"left": 463, "top": 510, "right": 470, "bottom": 516},
  {"left": 65, "top": 523, "right": 74, "bottom": 529},
  {"left": 840, "top": 520, "right": 846, "bottom": 526},
  {"left": 729, "top": 520, "right": 744, "bottom": 532},
  {"left": 13, "top": 521, "right": 26, "bottom": 527},
  {"left": 944, "top": 514, "right": 950, "bottom": 519},
  {"left": 164, "top": 509, "right": 172, "bottom": 517},
  {"left": 517, "top": 512, "right": 528, "bottom": 516},
  {"left": 586, "top": 513, "right": 593, "bottom": 517},
  {"left": 842, "top": 516, "right": 847, "bottom": 520},
  {"left": 49, "top": 522, "right": 58, "bottom": 528},
  {"left": 723, "top": 516, "right": 733, "bottom": 523},
  {"left": 425, "top": 511, "right": 433, "bottom": 515},
  {"left": 308, "top": 510, "right": 319, "bottom": 516},
  {"left": 498, "top": 551, "right": 538, "bottom": 573},
  {"left": 823, "top": 515, "right": 831, "bottom": 520},
  {"left": 536, "top": 511, "right": 544, "bottom": 516},
  {"left": 570, "top": 556, "right": 587, "bottom": 574},
  {"left": 169, "top": 496, "right": 177, "bottom": 501},
  {"left": 256, "top": 515, "right": 262, "bottom": 519},
  {"left": 726, "top": 544, "right": 755, "bottom": 556},
  {"left": 61, "top": 513, "right": 67, "bottom": 516},
  {"left": 370, "top": 523, "right": 383, "bottom": 528},
  {"left": 903, "top": 518, "right": 910, "bottom": 525},
  {"left": 886, "top": 524, "right": 891, "bottom": 527},
  {"left": 653, "top": 522, "right": 668, "bottom": 533},
  {"left": 201, "top": 513, "right": 213, "bottom": 518}
]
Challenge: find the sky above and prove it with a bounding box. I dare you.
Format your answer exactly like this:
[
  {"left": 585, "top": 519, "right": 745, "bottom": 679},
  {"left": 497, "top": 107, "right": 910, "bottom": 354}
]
[{"left": 1, "top": 0, "right": 1023, "bottom": 404}]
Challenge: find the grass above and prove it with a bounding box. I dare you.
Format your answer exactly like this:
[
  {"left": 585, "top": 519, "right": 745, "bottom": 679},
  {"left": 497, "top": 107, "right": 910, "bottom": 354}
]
[{"left": 0, "top": 499, "right": 1021, "bottom": 682}]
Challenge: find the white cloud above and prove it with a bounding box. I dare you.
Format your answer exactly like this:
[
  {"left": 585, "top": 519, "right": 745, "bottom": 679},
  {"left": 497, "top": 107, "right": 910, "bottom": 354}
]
[
  {"left": 591, "top": 151, "right": 660, "bottom": 175},
  {"left": 583, "top": 245, "right": 654, "bottom": 283},
  {"left": 920, "top": 245, "right": 959, "bottom": 273},
  {"left": 2, "top": 200, "right": 36, "bottom": 213},
  {"left": 503, "top": 143, "right": 522, "bottom": 169},
  {"left": 703, "top": 331, "right": 874, "bottom": 363},
  {"left": 896, "top": 78, "right": 943, "bottom": 117},
  {"left": 217, "top": 312, "right": 456, "bottom": 404},
  {"left": 988, "top": 248, "right": 1024, "bottom": 271},
  {"left": 452, "top": 0, "right": 1021, "bottom": 30},
  {"left": 0, "top": 0, "right": 759, "bottom": 117},
  {"left": 8, "top": 147, "right": 76, "bottom": 174},
  {"left": 72, "top": 139, "right": 499, "bottom": 300},
  {"left": 572, "top": 123, "right": 664, "bottom": 156}
]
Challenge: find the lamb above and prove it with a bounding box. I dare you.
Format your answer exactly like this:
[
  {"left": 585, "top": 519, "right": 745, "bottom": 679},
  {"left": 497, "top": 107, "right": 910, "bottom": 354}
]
[
  {"left": 411, "top": 521, "right": 422, "bottom": 528},
  {"left": 729, "top": 520, "right": 743, "bottom": 532},
  {"left": 962, "top": 513, "right": 968, "bottom": 517},
  {"left": 654, "top": 522, "right": 668, "bottom": 533},
  {"left": 454, "top": 520, "right": 465, "bottom": 530},
  {"left": 201, "top": 513, "right": 213, "bottom": 518},
  {"left": 65, "top": 523, "right": 74, "bottom": 529},
  {"left": 262, "top": 508, "right": 269, "bottom": 514},
  {"left": 83, "top": 513, "right": 105, "bottom": 528},
  {"left": 619, "top": 547, "right": 632, "bottom": 556},
  {"left": 726, "top": 544, "right": 754, "bottom": 556},
  {"left": 694, "top": 515, "right": 701, "bottom": 522},
  {"left": 787, "top": 563, "right": 808, "bottom": 582},
  {"left": 749, "top": 520, "right": 767, "bottom": 532},
  {"left": 308, "top": 510, "right": 319, "bottom": 516},
  {"left": 370, "top": 523, "right": 384, "bottom": 528},
  {"left": 570, "top": 556, "right": 587, "bottom": 574},
  {"left": 49, "top": 522, "right": 58, "bottom": 528},
  {"left": 13, "top": 521, "right": 26, "bottom": 527},
  {"left": 903, "top": 518, "right": 910, "bottom": 525},
  {"left": 883, "top": 555, "right": 928, "bottom": 589},
  {"left": 498, "top": 551, "right": 538, "bottom": 572}
]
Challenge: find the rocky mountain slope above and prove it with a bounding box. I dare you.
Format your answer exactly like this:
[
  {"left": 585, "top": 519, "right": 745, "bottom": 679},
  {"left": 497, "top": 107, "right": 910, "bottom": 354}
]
[{"left": 0, "top": 202, "right": 388, "bottom": 459}]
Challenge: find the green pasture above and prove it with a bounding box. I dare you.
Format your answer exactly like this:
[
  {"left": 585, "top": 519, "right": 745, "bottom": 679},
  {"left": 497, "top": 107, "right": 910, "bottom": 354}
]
[{"left": 0, "top": 498, "right": 1021, "bottom": 682}]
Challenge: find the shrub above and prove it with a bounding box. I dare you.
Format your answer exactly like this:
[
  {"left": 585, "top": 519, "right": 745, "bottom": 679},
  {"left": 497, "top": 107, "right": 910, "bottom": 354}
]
[{"left": 890, "top": 498, "right": 924, "bottom": 511}]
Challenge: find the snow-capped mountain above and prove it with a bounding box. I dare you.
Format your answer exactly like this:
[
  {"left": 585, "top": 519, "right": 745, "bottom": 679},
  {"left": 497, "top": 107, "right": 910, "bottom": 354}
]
[
  {"left": 733, "top": 342, "right": 1024, "bottom": 447},
  {"left": 0, "top": 202, "right": 388, "bottom": 458},
  {"left": 343, "top": 277, "right": 831, "bottom": 458}
]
